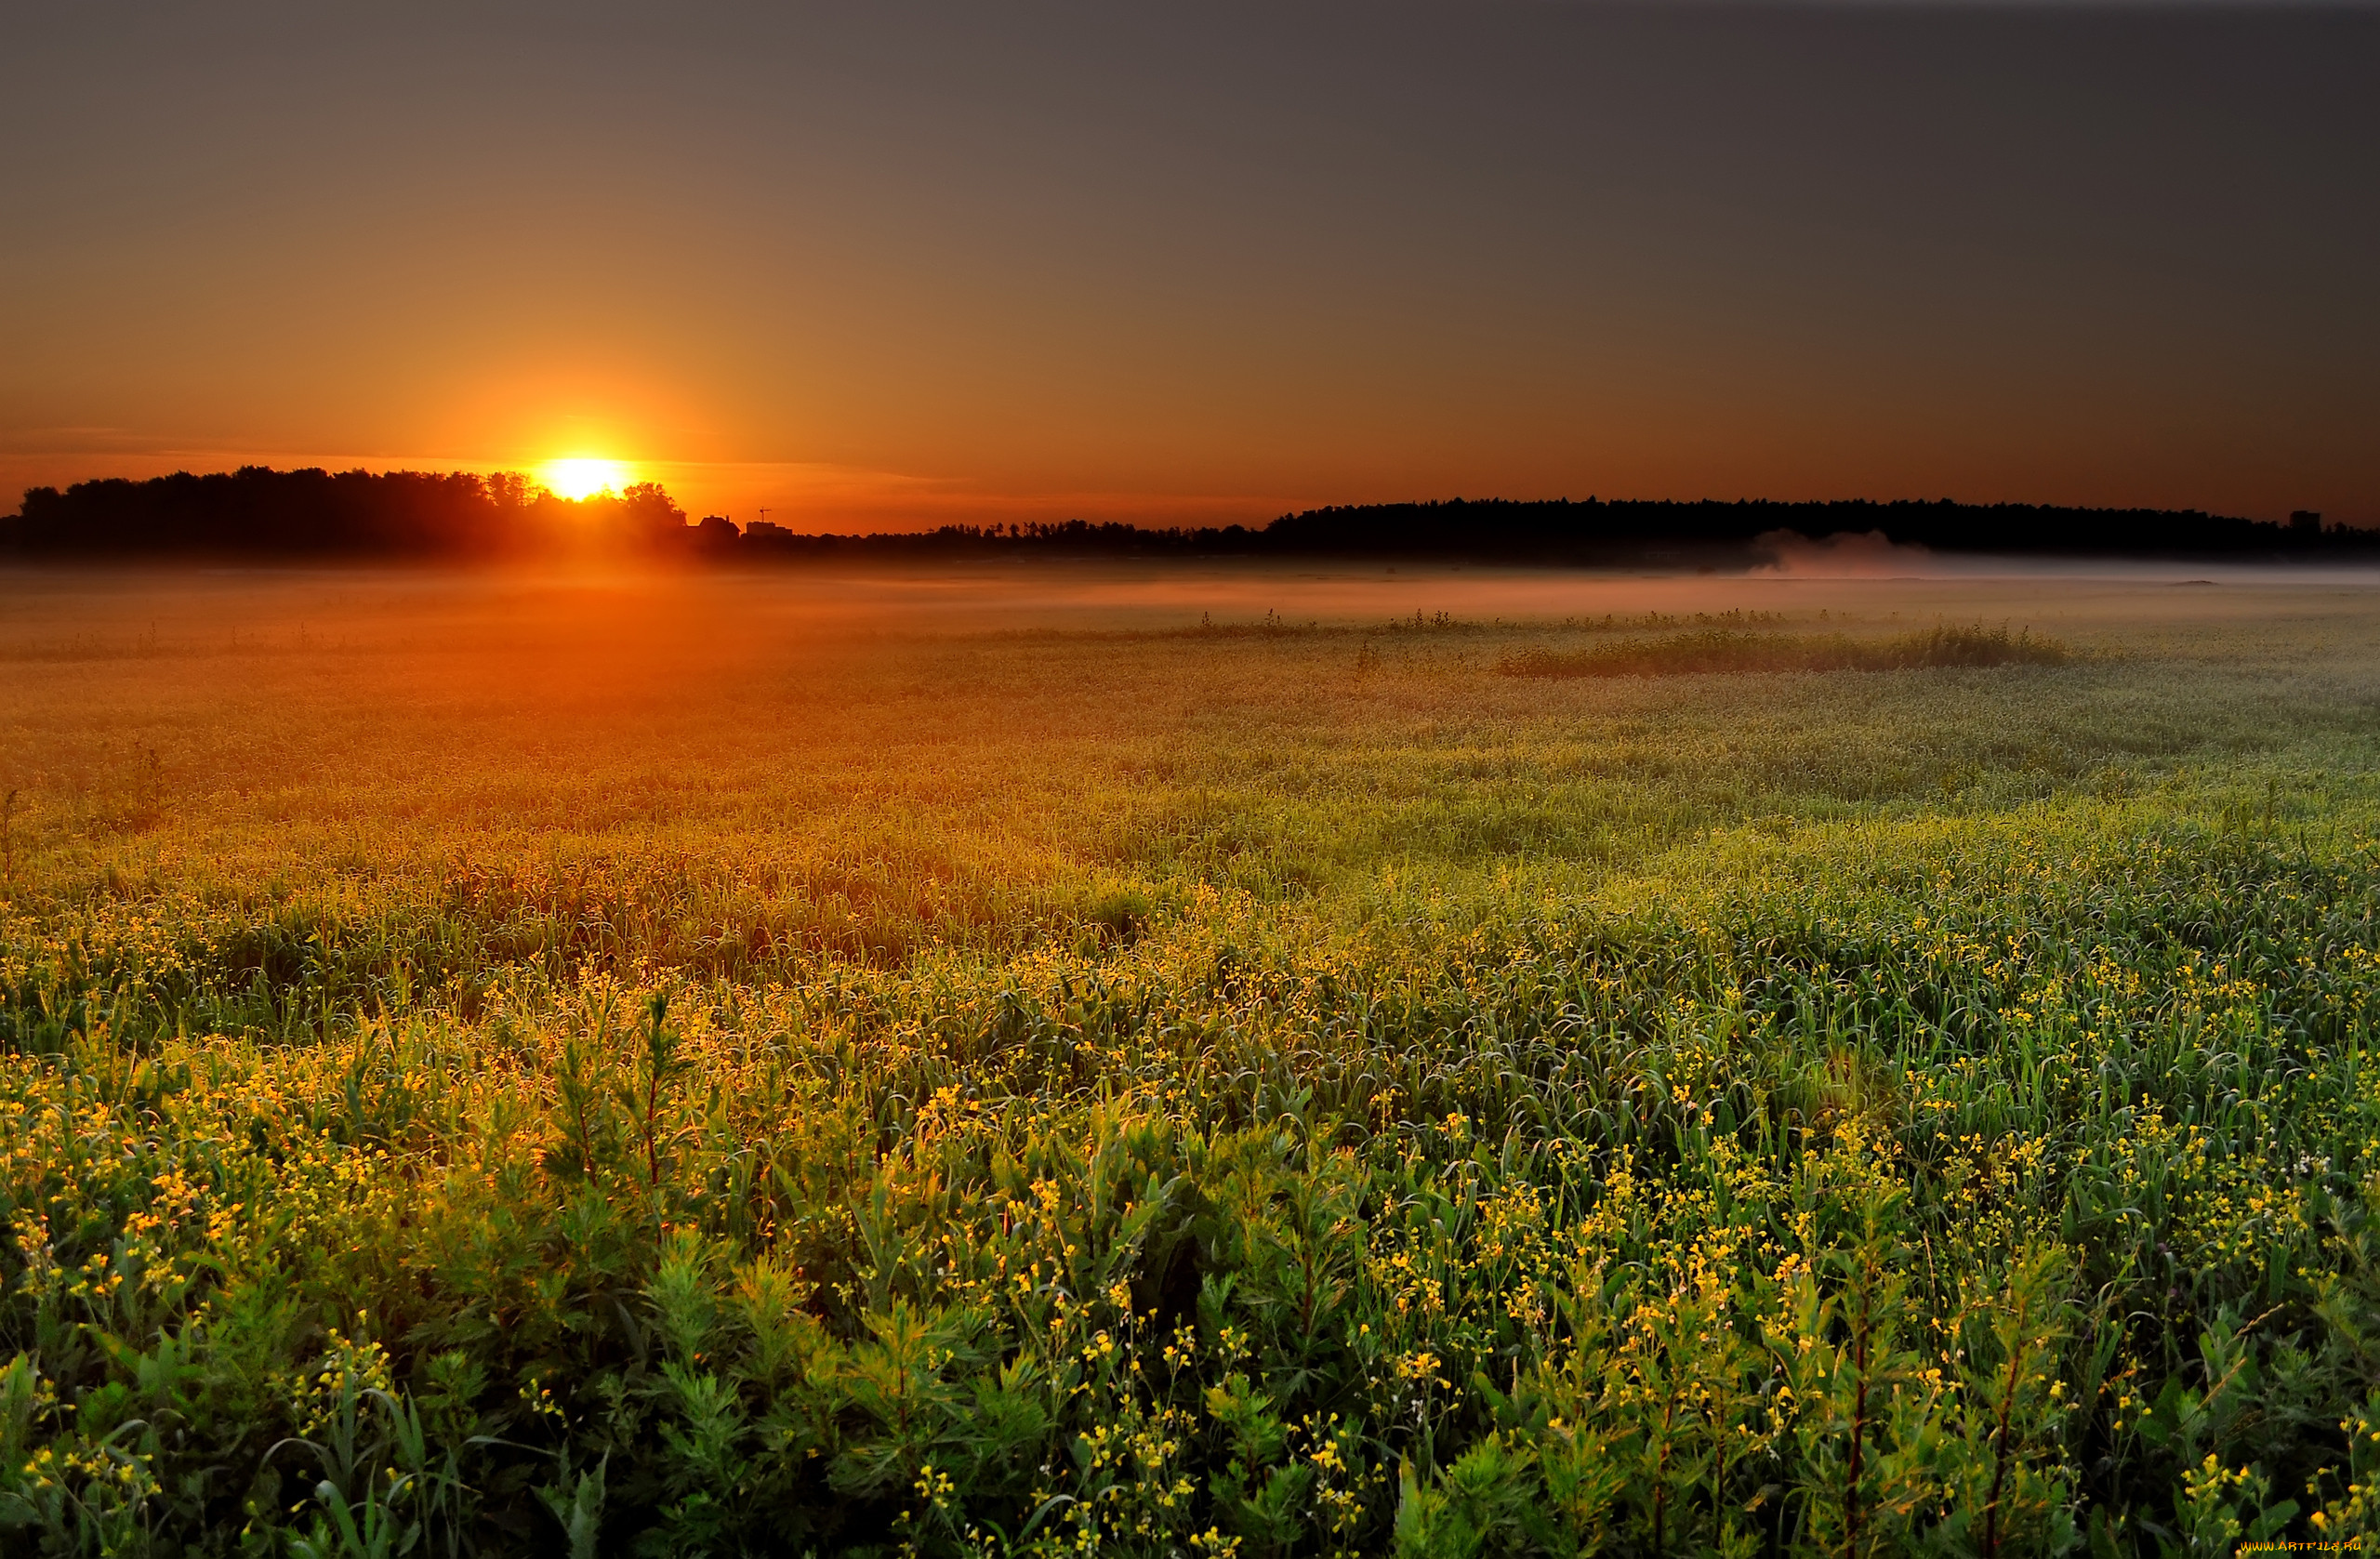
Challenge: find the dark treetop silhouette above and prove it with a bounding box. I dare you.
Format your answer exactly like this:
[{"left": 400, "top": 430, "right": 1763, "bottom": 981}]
[
  {"left": 2, "top": 468, "right": 686, "bottom": 559},
  {"left": 3, "top": 469, "right": 2369, "bottom": 564}
]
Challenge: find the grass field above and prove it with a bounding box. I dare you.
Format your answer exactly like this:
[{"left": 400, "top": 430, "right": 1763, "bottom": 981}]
[{"left": 3, "top": 561, "right": 2379, "bottom": 1557}]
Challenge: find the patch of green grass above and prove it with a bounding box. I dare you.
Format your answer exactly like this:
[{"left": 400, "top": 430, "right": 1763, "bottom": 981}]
[{"left": 1501, "top": 621, "right": 2070, "bottom": 678}]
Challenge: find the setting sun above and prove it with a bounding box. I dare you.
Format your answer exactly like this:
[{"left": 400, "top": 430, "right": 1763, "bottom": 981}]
[{"left": 540, "top": 457, "right": 631, "bottom": 501}]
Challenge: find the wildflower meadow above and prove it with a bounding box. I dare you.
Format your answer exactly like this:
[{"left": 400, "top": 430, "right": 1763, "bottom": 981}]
[{"left": 2, "top": 565, "right": 2376, "bottom": 1556}]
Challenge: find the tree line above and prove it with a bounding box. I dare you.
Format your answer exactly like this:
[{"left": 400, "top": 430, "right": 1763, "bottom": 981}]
[
  {"left": 3, "top": 468, "right": 2370, "bottom": 562},
  {"left": 0, "top": 467, "right": 687, "bottom": 558}
]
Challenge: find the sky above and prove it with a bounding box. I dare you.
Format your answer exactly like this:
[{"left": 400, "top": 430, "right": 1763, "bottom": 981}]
[{"left": 3, "top": 0, "right": 2374, "bottom": 532}]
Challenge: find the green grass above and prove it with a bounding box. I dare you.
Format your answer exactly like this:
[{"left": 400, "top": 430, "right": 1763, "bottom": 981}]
[
  {"left": 1, "top": 565, "right": 2378, "bottom": 1555},
  {"left": 1499, "top": 623, "right": 2070, "bottom": 679}
]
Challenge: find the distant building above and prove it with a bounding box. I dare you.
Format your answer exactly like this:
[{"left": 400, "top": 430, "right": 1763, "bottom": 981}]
[
  {"left": 2292, "top": 510, "right": 2323, "bottom": 533},
  {"left": 746, "top": 521, "right": 791, "bottom": 540}
]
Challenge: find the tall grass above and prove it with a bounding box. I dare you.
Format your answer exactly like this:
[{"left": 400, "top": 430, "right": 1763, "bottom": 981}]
[{"left": 1501, "top": 622, "right": 2070, "bottom": 678}]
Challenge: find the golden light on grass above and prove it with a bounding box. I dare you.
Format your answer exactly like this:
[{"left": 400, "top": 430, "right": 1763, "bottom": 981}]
[
  {"left": 539, "top": 456, "right": 633, "bottom": 501},
  {"left": 2, "top": 569, "right": 2377, "bottom": 1549}
]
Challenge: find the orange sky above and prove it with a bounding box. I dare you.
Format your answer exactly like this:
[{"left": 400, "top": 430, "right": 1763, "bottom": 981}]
[{"left": 4, "top": 3, "right": 2373, "bottom": 531}]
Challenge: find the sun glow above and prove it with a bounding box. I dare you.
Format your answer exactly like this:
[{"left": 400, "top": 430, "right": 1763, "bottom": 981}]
[{"left": 540, "top": 457, "right": 632, "bottom": 501}]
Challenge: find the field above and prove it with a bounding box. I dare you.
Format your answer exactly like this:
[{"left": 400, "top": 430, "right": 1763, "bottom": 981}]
[{"left": 3, "top": 561, "right": 2379, "bottom": 1557}]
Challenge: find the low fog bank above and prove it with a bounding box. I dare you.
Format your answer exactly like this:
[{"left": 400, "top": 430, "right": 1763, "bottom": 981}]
[
  {"left": 4, "top": 556, "right": 2374, "bottom": 655},
  {"left": 6, "top": 563, "right": 2374, "bottom": 799},
  {"left": 1750, "top": 529, "right": 2380, "bottom": 583}
]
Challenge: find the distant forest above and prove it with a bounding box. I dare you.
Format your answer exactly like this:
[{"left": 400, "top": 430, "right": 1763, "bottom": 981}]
[
  {"left": 0, "top": 468, "right": 689, "bottom": 559},
  {"left": 4, "top": 466, "right": 2372, "bottom": 563}
]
